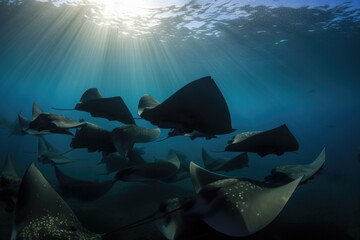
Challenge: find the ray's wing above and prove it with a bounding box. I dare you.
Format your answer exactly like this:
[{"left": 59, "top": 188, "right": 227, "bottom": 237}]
[{"left": 11, "top": 163, "right": 101, "bottom": 239}]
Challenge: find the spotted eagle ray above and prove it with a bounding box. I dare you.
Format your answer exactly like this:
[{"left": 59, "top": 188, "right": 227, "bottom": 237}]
[
  {"left": 26, "top": 101, "right": 86, "bottom": 136},
  {"left": 54, "top": 165, "right": 115, "bottom": 202},
  {"left": 37, "top": 136, "right": 73, "bottom": 165},
  {"left": 265, "top": 147, "right": 326, "bottom": 184},
  {"left": 53, "top": 88, "right": 135, "bottom": 124},
  {"left": 225, "top": 124, "right": 299, "bottom": 157},
  {"left": 202, "top": 148, "right": 248, "bottom": 172},
  {"left": 70, "top": 122, "right": 116, "bottom": 153},
  {"left": 11, "top": 163, "right": 101, "bottom": 239},
  {"left": 187, "top": 162, "right": 302, "bottom": 237},
  {"left": 138, "top": 76, "right": 235, "bottom": 139},
  {"left": 0, "top": 154, "right": 20, "bottom": 212},
  {"left": 111, "top": 124, "right": 160, "bottom": 157}
]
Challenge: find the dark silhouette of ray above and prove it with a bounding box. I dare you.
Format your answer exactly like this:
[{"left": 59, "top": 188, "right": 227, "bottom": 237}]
[
  {"left": 70, "top": 122, "right": 116, "bottom": 153},
  {"left": 0, "top": 154, "right": 20, "bottom": 212},
  {"left": 265, "top": 148, "right": 326, "bottom": 185},
  {"left": 37, "top": 136, "right": 73, "bottom": 165},
  {"left": 202, "top": 148, "right": 249, "bottom": 172},
  {"left": 138, "top": 76, "right": 235, "bottom": 137},
  {"left": 111, "top": 124, "right": 160, "bottom": 157},
  {"left": 99, "top": 148, "right": 146, "bottom": 175},
  {"left": 156, "top": 150, "right": 191, "bottom": 183},
  {"left": 115, "top": 152, "right": 180, "bottom": 183},
  {"left": 11, "top": 163, "right": 101, "bottom": 239},
  {"left": 54, "top": 165, "right": 115, "bottom": 202},
  {"left": 54, "top": 88, "right": 135, "bottom": 124},
  {"left": 225, "top": 124, "right": 299, "bottom": 157},
  {"left": 187, "top": 162, "right": 302, "bottom": 237},
  {"left": 26, "top": 102, "right": 86, "bottom": 136}
]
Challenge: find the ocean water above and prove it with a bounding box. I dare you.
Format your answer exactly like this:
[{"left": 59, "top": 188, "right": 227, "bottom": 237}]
[{"left": 0, "top": 0, "right": 359, "bottom": 239}]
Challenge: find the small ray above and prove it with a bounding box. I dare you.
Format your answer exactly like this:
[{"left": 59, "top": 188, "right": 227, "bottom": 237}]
[
  {"left": 138, "top": 76, "right": 235, "bottom": 137},
  {"left": 37, "top": 136, "right": 73, "bottom": 165},
  {"left": 55, "top": 88, "right": 135, "bottom": 124},
  {"left": 160, "top": 150, "right": 191, "bottom": 183},
  {"left": 27, "top": 102, "right": 86, "bottom": 136},
  {"left": 54, "top": 165, "right": 115, "bottom": 202},
  {"left": 99, "top": 148, "right": 146, "bottom": 175},
  {"left": 11, "top": 163, "right": 101, "bottom": 239},
  {"left": 265, "top": 147, "right": 326, "bottom": 184},
  {"left": 202, "top": 148, "right": 248, "bottom": 172},
  {"left": 0, "top": 154, "right": 21, "bottom": 212},
  {"left": 225, "top": 124, "right": 299, "bottom": 157},
  {"left": 188, "top": 162, "right": 302, "bottom": 237},
  {"left": 111, "top": 124, "right": 160, "bottom": 157},
  {"left": 115, "top": 152, "right": 180, "bottom": 183},
  {"left": 70, "top": 122, "right": 116, "bottom": 153}
]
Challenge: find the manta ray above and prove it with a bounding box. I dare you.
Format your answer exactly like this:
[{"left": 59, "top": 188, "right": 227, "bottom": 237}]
[
  {"left": 265, "top": 147, "right": 326, "bottom": 184},
  {"left": 26, "top": 101, "right": 86, "bottom": 136},
  {"left": 11, "top": 163, "right": 101, "bottom": 239},
  {"left": 202, "top": 148, "right": 248, "bottom": 172},
  {"left": 0, "top": 154, "right": 21, "bottom": 212},
  {"left": 225, "top": 124, "right": 299, "bottom": 157},
  {"left": 37, "top": 136, "right": 73, "bottom": 165},
  {"left": 54, "top": 165, "right": 116, "bottom": 202},
  {"left": 138, "top": 76, "right": 235, "bottom": 139},
  {"left": 54, "top": 88, "right": 135, "bottom": 124}
]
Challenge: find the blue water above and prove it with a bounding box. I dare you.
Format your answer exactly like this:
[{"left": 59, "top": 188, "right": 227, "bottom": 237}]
[{"left": 0, "top": 0, "right": 360, "bottom": 239}]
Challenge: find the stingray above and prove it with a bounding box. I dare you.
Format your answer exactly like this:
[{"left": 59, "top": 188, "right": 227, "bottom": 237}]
[
  {"left": 265, "top": 147, "right": 326, "bottom": 184},
  {"left": 111, "top": 124, "right": 160, "bottom": 157},
  {"left": 54, "top": 88, "right": 135, "bottom": 124},
  {"left": 70, "top": 122, "right": 116, "bottom": 153},
  {"left": 0, "top": 154, "right": 21, "bottom": 212},
  {"left": 11, "top": 163, "right": 101, "bottom": 239},
  {"left": 138, "top": 76, "right": 235, "bottom": 136},
  {"left": 115, "top": 152, "right": 180, "bottom": 183},
  {"left": 27, "top": 102, "right": 86, "bottom": 135},
  {"left": 54, "top": 165, "right": 115, "bottom": 202},
  {"left": 186, "top": 162, "right": 302, "bottom": 237},
  {"left": 37, "top": 136, "right": 73, "bottom": 165},
  {"left": 99, "top": 148, "right": 146, "bottom": 175},
  {"left": 225, "top": 124, "right": 299, "bottom": 157},
  {"left": 202, "top": 148, "right": 249, "bottom": 172}
]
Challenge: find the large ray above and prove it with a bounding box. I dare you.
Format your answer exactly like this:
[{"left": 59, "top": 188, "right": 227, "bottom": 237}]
[
  {"left": 265, "top": 147, "right": 326, "bottom": 184},
  {"left": 138, "top": 76, "right": 235, "bottom": 136},
  {"left": 11, "top": 163, "right": 101, "bottom": 239},
  {"left": 70, "top": 122, "right": 116, "bottom": 153},
  {"left": 74, "top": 88, "right": 135, "bottom": 124},
  {"left": 38, "top": 136, "right": 73, "bottom": 165},
  {"left": 115, "top": 152, "right": 180, "bottom": 183},
  {"left": 225, "top": 124, "right": 299, "bottom": 157},
  {"left": 202, "top": 148, "right": 248, "bottom": 172},
  {"left": 27, "top": 102, "right": 86, "bottom": 136},
  {"left": 188, "top": 162, "right": 302, "bottom": 237},
  {"left": 54, "top": 165, "right": 115, "bottom": 202},
  {"left": 111, "top": 124, "right": 160, "bottom": 157},
  {"left": 0, "top": 154, "right": 21, "bottom": 212}
]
